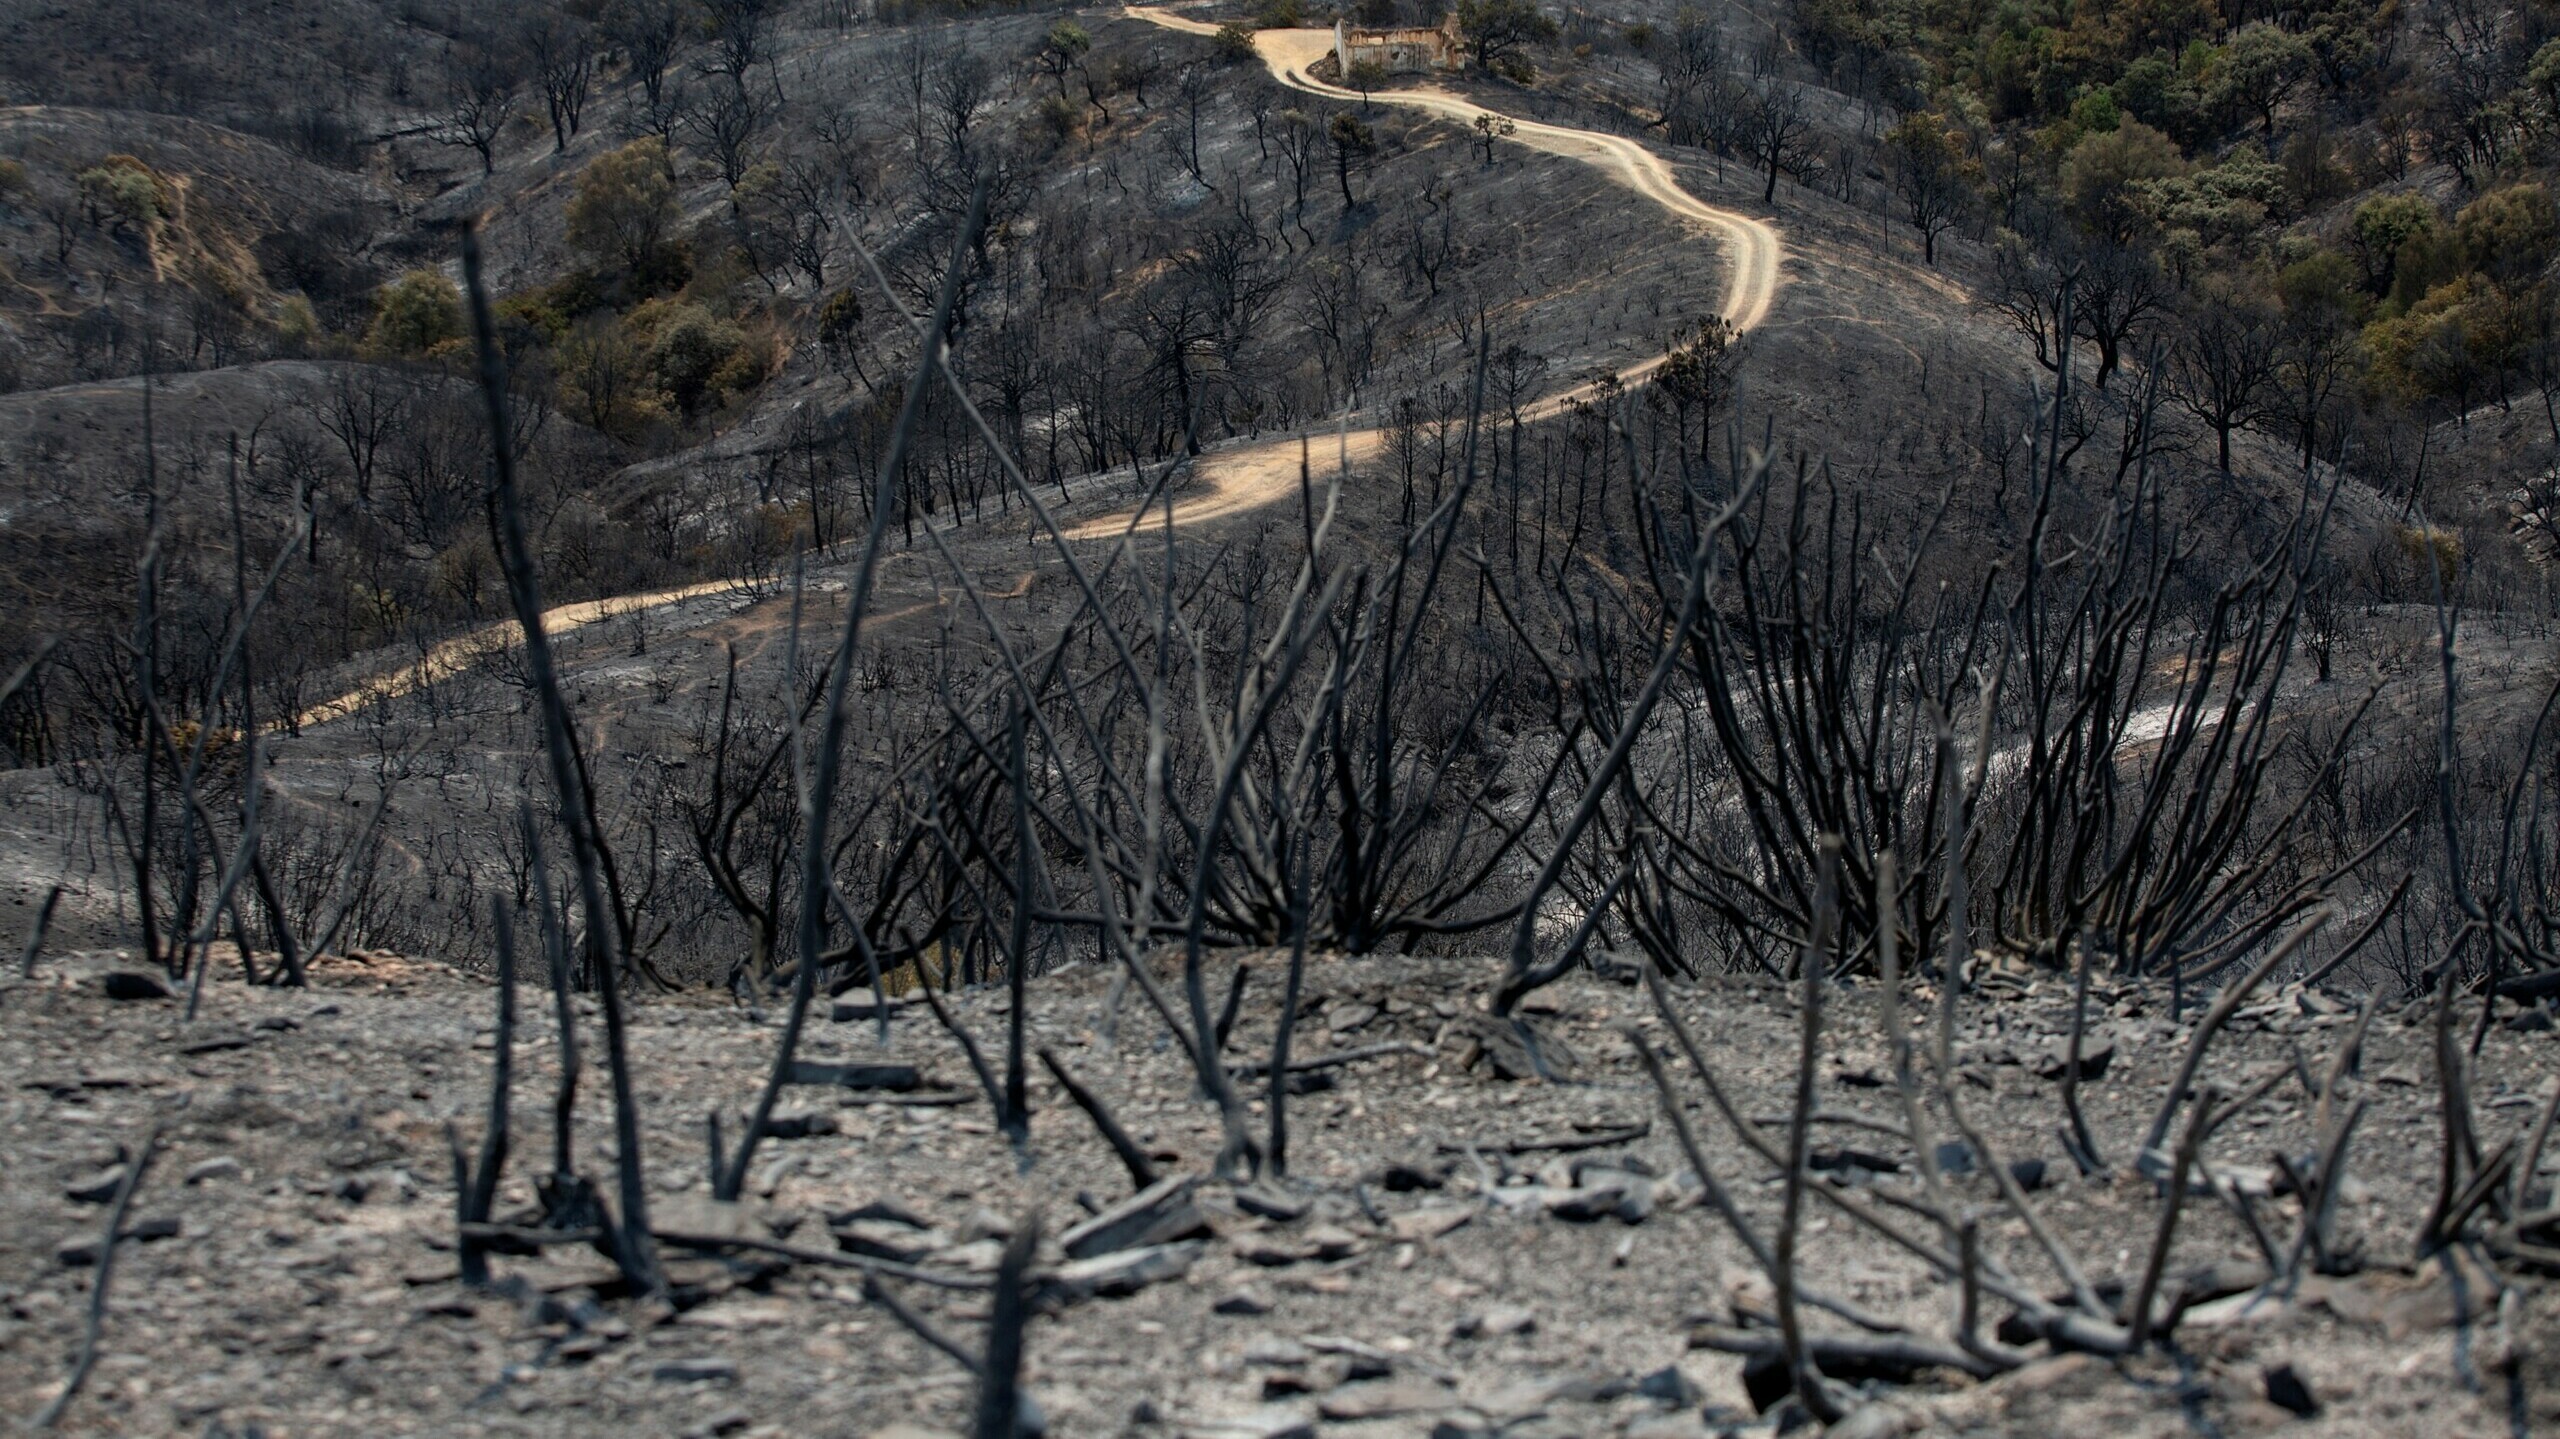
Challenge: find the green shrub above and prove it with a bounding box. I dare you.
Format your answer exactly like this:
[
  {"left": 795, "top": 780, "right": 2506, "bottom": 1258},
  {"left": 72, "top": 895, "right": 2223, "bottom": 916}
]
[
  {"left": 362, "top": 269, "right": 466, "bottom": 359},
  {"left": 75, "top": 155, "right": 164, "bottom": 235}
]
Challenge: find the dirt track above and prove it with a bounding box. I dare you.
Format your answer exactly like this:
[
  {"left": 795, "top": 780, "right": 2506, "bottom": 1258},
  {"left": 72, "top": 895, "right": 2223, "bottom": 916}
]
[{"left": 1055, "top": 6, "right": 1786, "bottom": 541}]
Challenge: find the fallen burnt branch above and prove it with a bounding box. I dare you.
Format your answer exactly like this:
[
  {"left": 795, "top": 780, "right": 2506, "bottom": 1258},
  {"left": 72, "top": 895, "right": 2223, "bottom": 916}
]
[
  {"left": 447, "top": 899, "right": 518, "bottom": 1287},
  {"left": 971, "top": 1216, "right": 1040, "bottom": 1439},
  {"left": 1040, "top": 1046, "right": 1158, "bottom": 1190},
  {"left": 17, "top": 882, "right": 61, "bottom": 978}
]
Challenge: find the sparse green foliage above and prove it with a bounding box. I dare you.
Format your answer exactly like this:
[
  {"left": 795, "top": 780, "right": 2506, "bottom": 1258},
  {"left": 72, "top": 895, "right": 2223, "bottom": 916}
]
[
  {"left": 1347, "top": 58, "right": 1388, "bottom": 104},
  {"left": 566, "top": 138, "right": 684, "bottom": 290},
  {"left": 1883, "top": 113, "right": 1976, "bottom": 264},
  {"left": 1327, "top": 111, "right": 1375, "bottom": 209},
  {"left": 1039, "top": 21, "right": 1092, "bottom": 98},
  {"left": 815, "top": 286, "right": 867, "bottom": 387},
  {"left": 1653, "top": 314, "right": 1738, "bottom": 466}
]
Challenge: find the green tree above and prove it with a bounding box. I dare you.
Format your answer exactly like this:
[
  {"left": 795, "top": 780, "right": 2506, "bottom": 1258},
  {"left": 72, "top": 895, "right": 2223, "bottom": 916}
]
[
  {"left": 2061, "top": 119, "right": 2182, "bottom": 243},
  {"left": 2274, "top": 249, "right": 2366, "bottom": 463},
  {"left": 1654, "top": 315, "right": 1737, "bottom": 469},
  {"left": 1038, "top": 21, "right": 1091, "bottom": 99},
  {"left": 632, "top": 299, "right": 757, "bottom": 418},
  {"left": 1347, "top": 58, "right": 1388, "bottom": 108},
  {"left": 1455, "top": 0, "right": 1557, "bottom": 75},
  {"left": 2349, "top": 193, "right": 2435, "bottom": 296},
  {"left": 816, "top": 287, "right": 869, "bottom": 389},
  {"left": 362, "top": 269, "right": 466, "bottom": 358},
  {"left": 566, "top": 138, "right": 683, "bottom": 289},
  {"left": 1883, "top": 113, "right": 1975, "bottom": 264},
  {"left": 2365, "top": 274, "right": 2528, "bottom": 412},
  {"left": 74, "top": 156, "right": 162, "bottom": 238},
  {"left": 2455, "top": 184, "right": 2558, "bottom": 288},
  {"left": 2204, "top": 23, "right": 2311, "bottom": 136},
  {"left": 1328, "top": 112, "right": 1375, "bottom": 210},
  {"left": 2110, "top": 55, "right": 2200, "bottom": 140}
]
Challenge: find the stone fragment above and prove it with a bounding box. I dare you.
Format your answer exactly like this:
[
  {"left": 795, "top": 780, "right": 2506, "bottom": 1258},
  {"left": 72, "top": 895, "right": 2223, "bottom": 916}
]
[
  {"left": 1807, "top": 1147, "right": 1902, "bottom": 1179},
  {"left": 654, "top": 1194, "right": 776, "bottom": 1248},
  {"left": 1823, "top": 1402, "right": 1921, "bottom": 1439},
  {"left": 1300, "top": 1223, "right": 1360, "bottom": 1259},
  {"left": 1233, "top": 1234, "right": 1314, "bottom": 1266},
  {"left": 1633, "top": 1365, "right": 1701, "bottom": 1405},
  {"left": 1232, "top": 1183, "right": 1309, "bottom": 1222},
  {"left": 1178, "top": 1405, "right": 1314, "bottom": 1439},
  {"left": 1041, "top": 1239, "right": 1204, "bottom": 1302},
  {"left": 1300, "top": 1337, "right": 1394, "bottom": 1384},
  {"left": 179, "top": 1030, "right": 253, "bottom": 1055},
  {"left": 834, "top": 1219, "right": 944, "bottom": 1263},
  {"left": 1242, "top": 1337, "right": 1312, "bottom": 1366},
  {"left": 64, "top": 1166, "right": 127, "bottom": 1204},
  {"left": 651, "top": 1357, "right": 738, "bottom": 1383},
  {"left": 1388, "top": 1205, "right": 1472, "bottom": 1242},
  {"left": 762, "top": 1111, "right": 839, "bottom": 1140},
  {"left": 1317, "top": 1376, "right": 1455, "bottom": 1420},
  {"left": 2034, "top": 1037, "right": 2114, "bottom": 1081},
  {"left": 2263, "top": 1363, "right": 2319, "bottom": 1417},
  {"left": 56, "top": 1216, "right": 180, "bottom": 1266},
  {"left": 101, "top": 971, "right": 170, "bottom": 1001},
  {"left": 784, "top": 1060, "right": 922, "bottom": 1091},
  {"left": 1060, "top": 1175, "right": 1207, "bottom": 1259},
  {"left": 184, "top": 1156, "right": 243, "bottom": 1185},
  {"left": 1376, "top": 1160, "right": 1443, "bottom": 1192},
  {"left": 1453, "top": 1303, "right": 1536, "bottom": 1339},
  {"left": 936, "top": 1238, "right": 1005, "bottom": 1272}
]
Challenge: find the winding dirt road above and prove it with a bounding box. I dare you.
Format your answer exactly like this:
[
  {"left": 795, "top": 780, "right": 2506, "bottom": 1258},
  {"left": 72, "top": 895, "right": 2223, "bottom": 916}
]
[
  {"left": 1056, "top": 6, "right": 1785, "bottom": 540},
  {"left": 293, "top": 11, "right": 1783, "bottom": 729}
]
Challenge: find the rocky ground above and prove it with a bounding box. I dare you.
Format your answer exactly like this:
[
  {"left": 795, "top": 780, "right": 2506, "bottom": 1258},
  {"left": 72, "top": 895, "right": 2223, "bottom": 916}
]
[{"left": 3, "top": 947, "right": 2557, "bottom": 1438}]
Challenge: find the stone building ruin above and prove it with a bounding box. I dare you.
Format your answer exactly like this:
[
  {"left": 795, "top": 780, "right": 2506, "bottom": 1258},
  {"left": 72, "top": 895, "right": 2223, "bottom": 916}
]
[{"left": 1332, "top": 14, "right": 1464, "bottom": 75}]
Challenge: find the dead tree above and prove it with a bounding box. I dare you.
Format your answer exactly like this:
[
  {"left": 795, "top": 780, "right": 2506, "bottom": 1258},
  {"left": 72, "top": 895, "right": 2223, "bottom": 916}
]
[{"left": 462, "top": 224, "right": 659, "bottom": 1295}]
